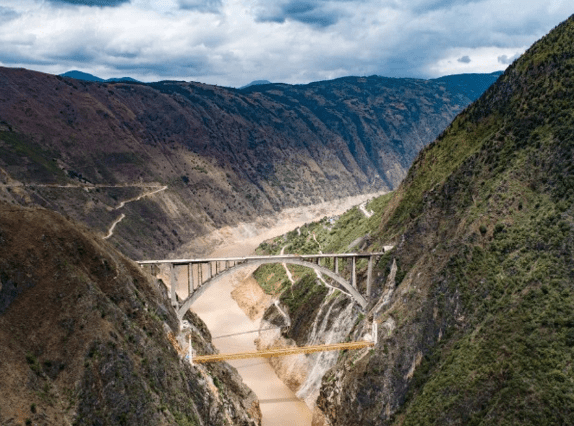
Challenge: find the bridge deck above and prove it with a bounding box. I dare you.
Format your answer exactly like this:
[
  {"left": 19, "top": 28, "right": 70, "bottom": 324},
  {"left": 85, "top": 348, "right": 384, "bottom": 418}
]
[
  {"left": 138, "top": 252, "right": 386, "bottom": 265},
  {"left": 192, "top": 340, "right": 374, "bottom": 363}
]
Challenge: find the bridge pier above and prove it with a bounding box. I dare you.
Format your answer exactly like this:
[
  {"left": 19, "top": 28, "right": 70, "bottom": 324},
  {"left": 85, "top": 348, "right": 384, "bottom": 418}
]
[
  {"left": 352, "top": 257, "right": 357, "bottom": 289},
  {"left": 169, "top": 263, "right": 177, "bottom": 308},
  {"left": 367, "top": 257, "right": 373, "bottom": 302}
]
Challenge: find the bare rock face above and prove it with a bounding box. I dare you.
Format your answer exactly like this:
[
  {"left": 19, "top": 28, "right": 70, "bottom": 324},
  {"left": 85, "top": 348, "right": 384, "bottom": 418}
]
[
  {"left": 0, "top": 203, "right": 261, "bottom": 426},
  {"left": 0, "top": 67, "right": 487, "bottom": 259}
]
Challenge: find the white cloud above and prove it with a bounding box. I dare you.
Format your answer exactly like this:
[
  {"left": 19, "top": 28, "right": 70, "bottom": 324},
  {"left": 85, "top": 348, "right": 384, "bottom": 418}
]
[
  {"left": 428, "top": 46, "right": 528, "bottom": 76},
  {"left": 0, "top": 0, "right": 571, "bottom": 86}
]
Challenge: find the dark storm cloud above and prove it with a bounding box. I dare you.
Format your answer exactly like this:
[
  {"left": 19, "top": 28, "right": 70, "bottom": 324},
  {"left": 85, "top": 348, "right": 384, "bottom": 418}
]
[
  {"left": 409, "top": 0, "right": 483, "bottom": 13},
  {"left": 46, "top": 0, "right": 130, "bottom": 6},
  {"left": 0, "top": 6, "right": 19, "bottom": 20},
  {"left": 178, "top": 0, "right": 223, "bottom": 13},
  {"left": 254, "top": 0, "right": 345, "bottom": 27},
  {"left": 0, "top": 42, "right": 58, "bottom": 67},
  {"left": 457, "top": 55, "right": 471, "bottom": 63},
  {"left": 110, "top": 53, "right": 215, "bottom": 78},
  {"left": 51, "top": 49, "right": 98, "bottom": 63}
]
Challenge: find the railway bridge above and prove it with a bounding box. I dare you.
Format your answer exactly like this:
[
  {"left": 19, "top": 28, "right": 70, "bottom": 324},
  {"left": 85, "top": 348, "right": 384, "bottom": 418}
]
[
  {"left": 137, "top": 252, "right": 385, "bottom": 321},
  {"left": 137, "top": 252, "right": 385, "bottom": 363}
]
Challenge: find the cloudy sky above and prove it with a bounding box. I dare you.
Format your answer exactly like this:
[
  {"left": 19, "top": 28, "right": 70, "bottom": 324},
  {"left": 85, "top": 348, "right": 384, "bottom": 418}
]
[{"left": 0, "top": 0, "right": 571, "bottom": 87}]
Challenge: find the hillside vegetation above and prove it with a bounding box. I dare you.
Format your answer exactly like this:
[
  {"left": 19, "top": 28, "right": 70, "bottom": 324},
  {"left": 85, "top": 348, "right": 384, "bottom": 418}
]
[
  {"left": 0, "top": 203, "right": 260, "bottom": 426},
  {"left": 309, "top": 14, "right": 574, "bottom": 425},
  {"left": 252, "top": 14, "right": 574, "bottom": 426}
]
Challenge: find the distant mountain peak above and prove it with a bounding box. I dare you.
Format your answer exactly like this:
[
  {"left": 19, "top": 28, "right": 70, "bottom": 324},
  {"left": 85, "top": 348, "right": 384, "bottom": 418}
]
[
  {"left": 60, "top": 70, "right": 104, "bottom": 82},
  {"left": 239, "top": 80, "right": 272, "bottom": 89},
  {"left": 430, "top": 71, "right": 504, "bottom": 101},
  {"left": 59, "top": 70, "right": 140, "bottom": 84}
]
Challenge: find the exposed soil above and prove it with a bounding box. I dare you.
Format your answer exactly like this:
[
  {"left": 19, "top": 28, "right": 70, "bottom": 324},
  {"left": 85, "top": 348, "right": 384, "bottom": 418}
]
[
  {"left": 181, "top": 190, "right": 388, "bottom": 259},
  {"left": 231, "top": 275, "right": 272, "bottom": 321}
]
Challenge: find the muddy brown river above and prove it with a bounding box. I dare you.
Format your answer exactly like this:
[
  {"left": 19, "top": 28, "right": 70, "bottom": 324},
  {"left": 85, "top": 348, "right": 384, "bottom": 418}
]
[{"left": 187, "top": 192, "right": 386, "bottom": 425}]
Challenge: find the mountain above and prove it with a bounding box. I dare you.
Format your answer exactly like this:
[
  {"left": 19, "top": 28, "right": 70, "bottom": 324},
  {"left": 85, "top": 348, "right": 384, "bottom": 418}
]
[
  {"left": 431, "top": 70, "right": 503, "bottom": 101},
  {"left": 105, "top": 76, "right": 141, "bottom": 83},
  {"left": 0, "top": 202, "right": 260, "bottom": 425},
  {"left": 60, "top": 70, "right": 104, "bottom": 82},
  {"left": 0, "top": 69, "right": 499, "bottom": 260},
  {"left": 278, "top": 14, "right": 574, "bottom": 425},
  {"left": 239, "top": 80, "right": 272, "bottom": 89},
  {"left": 60, "top": 70, "right": 141, "bottom": 83}
]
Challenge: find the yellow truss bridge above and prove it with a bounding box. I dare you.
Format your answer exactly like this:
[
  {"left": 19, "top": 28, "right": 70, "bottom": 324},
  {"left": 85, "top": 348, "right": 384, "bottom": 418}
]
[
  {"left": 185, "top": 321, "right": 378, "bottom": 364},
  {"left": 192, "top": 340, "right": 375, "bottom": 364}
]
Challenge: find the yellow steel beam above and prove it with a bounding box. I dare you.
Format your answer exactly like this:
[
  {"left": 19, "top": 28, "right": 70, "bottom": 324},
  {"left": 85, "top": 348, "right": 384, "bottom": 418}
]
[{"left": 193, "top": 341, "right": 374, "bottom": 363}]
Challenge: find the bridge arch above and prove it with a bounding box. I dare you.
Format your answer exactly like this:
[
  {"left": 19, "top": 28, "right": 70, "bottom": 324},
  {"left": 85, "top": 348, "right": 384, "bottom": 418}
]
[{"left": 176, "top": 258, "right": 368, "bottom": 321}]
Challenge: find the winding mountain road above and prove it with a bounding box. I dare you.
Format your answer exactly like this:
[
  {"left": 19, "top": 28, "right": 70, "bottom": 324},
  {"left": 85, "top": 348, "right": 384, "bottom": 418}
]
[
  {"left": 113, "top": 185, "right": 167, "bottom": 210},
  {"left": 359, "top": 201, "right": 374, "bottom": 218},
  {"left": 280, "top": 245, "right": 295, "bottom": 285},
  {"left": 103, "top": 185, "right": 168, "bottom": 239},
  {"left": 103, "top": 214, "right": 125, "bottom": 240}
]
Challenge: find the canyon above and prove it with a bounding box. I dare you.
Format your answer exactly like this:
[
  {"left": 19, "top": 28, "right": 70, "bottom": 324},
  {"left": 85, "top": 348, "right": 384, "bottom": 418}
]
[{"left": 4, "top": 20, "right": 573, "bottom": 424}]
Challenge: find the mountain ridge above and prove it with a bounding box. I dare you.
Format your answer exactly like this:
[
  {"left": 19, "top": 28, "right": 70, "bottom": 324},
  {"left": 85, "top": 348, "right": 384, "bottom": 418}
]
[
  {"left": 309, "top": 13, "right": 574, "bottom": 425},
  {"left": 60, "top": 70, "right": 141, "bottom": 83},
  {"left": 0, "top": 67, "right": 497, "bottom": 259}
]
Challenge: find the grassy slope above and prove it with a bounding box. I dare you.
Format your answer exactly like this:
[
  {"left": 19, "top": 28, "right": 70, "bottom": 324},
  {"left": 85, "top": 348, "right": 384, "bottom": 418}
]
[
  {"left": 363, "top": 15, "right": 574, "bottom": 425},
  {"left": 253, "top": 193, "right": 393, "bottom": 303}
]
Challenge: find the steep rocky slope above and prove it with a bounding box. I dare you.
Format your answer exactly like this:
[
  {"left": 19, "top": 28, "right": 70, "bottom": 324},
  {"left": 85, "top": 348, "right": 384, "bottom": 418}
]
[
  {"left": 0, "top": 69, "right": 497, "bottom": 259},
  {"left": 0, "top": 202, "right": 260, "bottom": 425},
  {"left": 255, "top": 15, "right": 574, "bottom": 425}
]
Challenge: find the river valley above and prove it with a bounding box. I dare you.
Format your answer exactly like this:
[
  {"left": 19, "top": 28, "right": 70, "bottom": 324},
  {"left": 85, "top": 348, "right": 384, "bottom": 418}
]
[{"left": 185, "top": 191, "right": 387, "bottom": 425}]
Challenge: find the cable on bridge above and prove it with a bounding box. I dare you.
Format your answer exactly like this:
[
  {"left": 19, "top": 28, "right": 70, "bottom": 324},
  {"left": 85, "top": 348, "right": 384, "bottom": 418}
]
[
  {"left": 211, "top": 326, "right": 284, "bottom": 340},
  {"left": 191, "top": 340, "right": 375, "bottom": 364}
]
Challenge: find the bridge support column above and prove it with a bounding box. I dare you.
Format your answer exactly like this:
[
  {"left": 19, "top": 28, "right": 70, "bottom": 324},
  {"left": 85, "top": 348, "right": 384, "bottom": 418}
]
[
  {"left": 169, "top": 263, "right": 177, "bottom": 308},
  {"left": 188, "top": 263, "right": 194, "bottom": 296},
  {"left": 208, "top": 262, "right": 213, "bottom": 280},
  {"left": 335, "top": 257, "right": 339, "bottom": 273},
  {"left": 198, "top": 264, "right": 203, "bottom": 286},
  {"left": 367, "top": 256, "right": 373, "bottom": 302},
  {"left": 352, "top": 256, "right": 357, "bottom": 289}
]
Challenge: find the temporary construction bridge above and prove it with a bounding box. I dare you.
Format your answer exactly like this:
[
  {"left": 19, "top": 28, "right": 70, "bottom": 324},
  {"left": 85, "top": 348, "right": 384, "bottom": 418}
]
[
  {"left": 187, "top": 321, "right": 378, "bottom": 364},
  {"left": 191, "top": 340, "right": 375, "bottom": 364}
]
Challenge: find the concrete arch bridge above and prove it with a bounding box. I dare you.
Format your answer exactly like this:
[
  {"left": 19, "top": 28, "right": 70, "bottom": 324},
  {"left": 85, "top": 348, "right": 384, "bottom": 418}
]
[{"left": 137, "top": 252, "right": 386, "bottom": 322}]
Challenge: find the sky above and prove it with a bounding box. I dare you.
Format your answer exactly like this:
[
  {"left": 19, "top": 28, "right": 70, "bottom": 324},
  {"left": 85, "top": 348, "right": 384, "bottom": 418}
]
[{"left": 0, "top": 0, "right": 571, "bottom": 87}]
